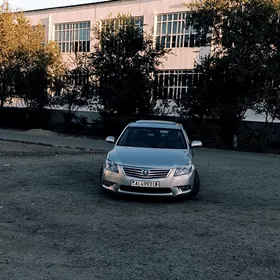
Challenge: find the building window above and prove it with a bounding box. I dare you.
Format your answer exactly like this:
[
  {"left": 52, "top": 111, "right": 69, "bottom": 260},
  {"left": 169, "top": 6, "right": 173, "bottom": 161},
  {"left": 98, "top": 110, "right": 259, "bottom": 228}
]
[
  {"left": 55, "top": 71, "right": 90, "bottom": 97},
  {"left": 65, "top": 72, "right": 89, "bottom": 86},
  {"left": 54, "top": 21, "right": 90, "bottom": 53},
  {"left": 155, "top": 70, "right": 200, "bottom": 100},
  {"left": 101, "top": 16, "right": 144, "bottom": 32},
  {"left": 155, "top": 12, "right": 207, "bottom": 49}
]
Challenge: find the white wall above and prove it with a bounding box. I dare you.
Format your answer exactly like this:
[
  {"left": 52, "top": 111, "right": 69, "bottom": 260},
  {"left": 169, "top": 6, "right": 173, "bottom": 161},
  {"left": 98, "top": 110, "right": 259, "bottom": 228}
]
[
  {"left": 24, "top": 0, "right": 280, "bottom": 125},
  {"left": 25, "top": 0, "right": 208, "bottom": 69},
  {"left": 244, "top": 109, "right": 280, "bottom": 124}
]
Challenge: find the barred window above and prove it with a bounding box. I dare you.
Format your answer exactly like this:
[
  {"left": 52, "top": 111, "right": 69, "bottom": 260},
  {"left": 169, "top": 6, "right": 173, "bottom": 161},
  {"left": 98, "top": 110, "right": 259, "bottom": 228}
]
[
  {"left": 155, "top": 12, "right": 207, "bottom": 49},
  {"left": 65, "top": 72, "right": 89, "bottom": 86},
  {"left": 55, "top": 71, "right": 90, "bottom": 97},
  {"left": 101, "top": 16, "right": 144, "bottom": 32},
  {"left": 155, "top": 70, "right": 200, "bottom": 100},
  {"left": 54, "top": 21, "right": 90, "bottom": 53}
]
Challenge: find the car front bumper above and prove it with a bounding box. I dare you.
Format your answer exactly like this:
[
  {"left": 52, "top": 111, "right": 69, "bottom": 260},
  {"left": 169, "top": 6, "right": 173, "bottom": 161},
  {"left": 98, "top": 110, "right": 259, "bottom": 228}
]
[{"left": 101, "top": 166, "right": 195, "bottom": 197}]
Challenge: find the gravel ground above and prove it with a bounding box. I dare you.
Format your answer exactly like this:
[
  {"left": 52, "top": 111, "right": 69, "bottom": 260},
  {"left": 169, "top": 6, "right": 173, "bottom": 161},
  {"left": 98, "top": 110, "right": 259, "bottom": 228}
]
[
  {"left": 0, "top": 140, "right": 100, "bottom": 156},
  {"left": 0, "top": 147, "right": 280, "bottom": 280}
]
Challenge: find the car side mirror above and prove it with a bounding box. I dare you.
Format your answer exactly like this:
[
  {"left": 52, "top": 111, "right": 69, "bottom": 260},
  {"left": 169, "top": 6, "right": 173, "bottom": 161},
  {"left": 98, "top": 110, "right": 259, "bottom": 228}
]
[
  {"left": 191, "top": 140, "right": 203, "bottom": 148},
  {"left": 105, "top": 136, "right": 115, "bottom": 144}
]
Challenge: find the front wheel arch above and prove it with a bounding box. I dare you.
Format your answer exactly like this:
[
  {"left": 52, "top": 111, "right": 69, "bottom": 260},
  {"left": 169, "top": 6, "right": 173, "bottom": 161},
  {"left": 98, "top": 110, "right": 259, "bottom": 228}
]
[{"left": 187, "top": 170, "right": 200, "bottom": 199}]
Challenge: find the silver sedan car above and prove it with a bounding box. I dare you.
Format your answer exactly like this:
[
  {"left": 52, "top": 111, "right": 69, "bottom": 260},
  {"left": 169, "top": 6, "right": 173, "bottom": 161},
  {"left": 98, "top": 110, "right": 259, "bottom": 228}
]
[{"left": 100, "top": 120, "right": 202, "bottom": 198}]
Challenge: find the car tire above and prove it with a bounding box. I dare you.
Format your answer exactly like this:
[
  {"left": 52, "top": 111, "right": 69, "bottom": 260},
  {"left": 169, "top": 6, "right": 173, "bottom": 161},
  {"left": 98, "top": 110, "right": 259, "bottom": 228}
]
[{"left": 187, "top": 170, "right": 200, "bottom": 199}]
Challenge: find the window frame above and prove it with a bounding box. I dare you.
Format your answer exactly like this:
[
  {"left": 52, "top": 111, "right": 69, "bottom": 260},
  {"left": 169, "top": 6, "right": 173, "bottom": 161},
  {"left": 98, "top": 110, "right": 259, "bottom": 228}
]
[
  {"left": 100, "top": 16, "right": 144, "bottom": 33},
  {"left": 155, "top": 12, "right": 207, "bottom": 49},
  {"left": 54, "top": 21, "right": 91, "bottom": 53},
  {"left": 155, "top": 69, "right": 201, "bottom": 100}
]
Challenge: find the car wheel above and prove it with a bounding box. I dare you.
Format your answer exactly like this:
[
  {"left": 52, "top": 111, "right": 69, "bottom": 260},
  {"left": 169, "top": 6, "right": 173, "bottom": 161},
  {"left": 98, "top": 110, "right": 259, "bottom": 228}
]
[{"left": 187, "top": 170, "right": 200, "bottom": 199}]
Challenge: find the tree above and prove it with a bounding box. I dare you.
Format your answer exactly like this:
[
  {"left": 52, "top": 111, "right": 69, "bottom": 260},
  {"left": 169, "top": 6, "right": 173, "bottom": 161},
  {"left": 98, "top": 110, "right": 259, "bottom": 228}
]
[
  {"left": 50, "top": 52, "right": 94, "bottom": 127},
  {"left": 0, "top": 0, "right": 64, "bottom": 108},
  {"left": 181, "top": 0, "right": 280, "bottom": 147},
  {"left": 253, "top": 87, "right": 280, "bottom": 132},
  {"left": 13, "top": 42, "right": 64, "bottom": 109},
  {"left": 89, "top": 13, "right": 170, "bottom": 116}
]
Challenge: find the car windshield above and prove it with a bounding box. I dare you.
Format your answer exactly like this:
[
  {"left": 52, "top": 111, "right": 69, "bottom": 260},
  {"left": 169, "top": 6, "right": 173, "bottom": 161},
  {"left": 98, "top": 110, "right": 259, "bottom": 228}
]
[{"left": 116, "top": 127, "right": 187, "bottom": 149}]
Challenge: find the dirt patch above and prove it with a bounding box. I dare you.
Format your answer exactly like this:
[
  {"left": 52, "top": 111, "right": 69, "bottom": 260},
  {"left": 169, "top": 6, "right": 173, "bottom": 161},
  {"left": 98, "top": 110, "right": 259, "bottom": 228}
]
[
  {"left": 23, "top": 129, "right": 58, "bottom": 136},
  {"left": 0, "top": 140, "right": 98, "bottom": 156}
]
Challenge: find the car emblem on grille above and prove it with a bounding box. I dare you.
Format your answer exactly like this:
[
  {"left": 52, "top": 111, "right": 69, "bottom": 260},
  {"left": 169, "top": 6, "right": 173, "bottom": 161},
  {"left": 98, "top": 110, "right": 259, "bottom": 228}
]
[{"left": 142, "top": 169, "right": 150, "bottom": 175}]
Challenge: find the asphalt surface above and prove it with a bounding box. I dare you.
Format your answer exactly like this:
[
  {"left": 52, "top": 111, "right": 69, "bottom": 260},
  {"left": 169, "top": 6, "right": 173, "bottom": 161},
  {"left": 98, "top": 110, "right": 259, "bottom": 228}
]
[{"left": 0, "top": 147, "right": 280, "bottom": 280}]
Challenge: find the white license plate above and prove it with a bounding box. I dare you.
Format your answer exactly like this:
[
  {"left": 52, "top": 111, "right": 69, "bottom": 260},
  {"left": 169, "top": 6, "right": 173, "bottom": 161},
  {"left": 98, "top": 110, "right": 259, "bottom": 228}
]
[{"left": 131, "top": 181, "right": 160, "bottom": 188}]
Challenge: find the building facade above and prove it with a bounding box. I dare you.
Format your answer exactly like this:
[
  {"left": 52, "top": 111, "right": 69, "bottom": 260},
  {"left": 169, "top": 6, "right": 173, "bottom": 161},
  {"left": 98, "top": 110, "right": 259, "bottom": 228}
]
[
  {"left": 24, "top": 0, "right": 210, "bottom": 101},
  {"left": 22, "top": 0, "right": 280, "bottom": 124}
]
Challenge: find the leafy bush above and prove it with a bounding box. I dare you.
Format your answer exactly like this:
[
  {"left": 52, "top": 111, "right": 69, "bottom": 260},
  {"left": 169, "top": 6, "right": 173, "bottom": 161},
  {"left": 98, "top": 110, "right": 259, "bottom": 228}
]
[
  {"left": 236, "top": 127, "right": 272, "bottom": 153},
  {"left": 185, "top": 121, "right": 224, "bottom": 148},
  {"left": 0, "top": 107, "right": 51, "bottom": 129},
  {"left": 78, "top": 116, "right": 89, "bottom": 128}
]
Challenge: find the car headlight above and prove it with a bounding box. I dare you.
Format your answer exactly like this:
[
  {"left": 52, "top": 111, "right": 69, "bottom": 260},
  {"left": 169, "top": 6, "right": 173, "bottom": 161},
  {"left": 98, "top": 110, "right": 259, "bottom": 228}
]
[
  {"left": 174, "top": 163, "right": 193, "bottom": 176},
  {"left": 105, "top": 159, "right": 119, "bottom": 173}
]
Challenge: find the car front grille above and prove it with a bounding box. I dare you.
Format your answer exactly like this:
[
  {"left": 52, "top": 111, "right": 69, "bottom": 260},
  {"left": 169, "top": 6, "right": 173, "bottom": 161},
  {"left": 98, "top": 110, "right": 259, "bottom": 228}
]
[{"left": 122, "top": 166, "right": 170, "bottom": 179}]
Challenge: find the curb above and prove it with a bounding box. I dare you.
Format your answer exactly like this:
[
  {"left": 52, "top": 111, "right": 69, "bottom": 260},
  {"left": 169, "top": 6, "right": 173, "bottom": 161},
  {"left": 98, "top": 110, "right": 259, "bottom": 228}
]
[
  {"left": 0, "top": 150, "right": 105, "bottom": 157},
  {"left": 199, "top": 147, "right": 280, "bottom": 158},
  {"left": 0, "top": 138, "right": 108, "bottom": 156}
]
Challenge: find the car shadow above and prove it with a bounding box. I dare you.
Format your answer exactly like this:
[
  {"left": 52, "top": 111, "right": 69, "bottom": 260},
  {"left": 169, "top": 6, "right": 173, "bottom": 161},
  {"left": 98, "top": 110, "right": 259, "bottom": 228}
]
[
  {"left": 55, "top": 159, "right": 203, "bottom": 206},
  {"left": 100, "top": 190, "right": 201, "bottom": 205}
]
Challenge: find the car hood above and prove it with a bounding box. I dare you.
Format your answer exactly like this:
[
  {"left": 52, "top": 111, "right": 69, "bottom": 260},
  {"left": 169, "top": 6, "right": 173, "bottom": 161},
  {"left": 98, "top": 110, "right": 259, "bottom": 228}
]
[{"left": 107, "top": 146, "right": 192, "bottom": 168}]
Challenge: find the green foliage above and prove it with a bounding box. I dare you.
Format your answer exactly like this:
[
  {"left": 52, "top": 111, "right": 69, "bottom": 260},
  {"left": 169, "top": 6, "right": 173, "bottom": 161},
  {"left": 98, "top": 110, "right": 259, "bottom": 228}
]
[
  {"left": 0, "top": 1, "right": 64, "bottom": 108},
  {"left": 89, "top": 13, "right": 170, "bottom": 116},
  {"left": 181, "top": 0, "right": 280, "bottom": 147},
  {"left": 50, "top": 83, "right": 89, "bottom": 113},
  {"left": 50, "top": 53, "right": 95, "bottom": 132},
  {"left": 13, "top": 49, "right": 49, "bottom": 108},
  {"left": 253, "top": 89, "right": 280, "bottom": 131},
  {"left": 50, "top": 53, "right": 93, "bottom": 114},
  {"left": 236, "top": 126, "right": 272, "bottom": 153},
  {"left": 0, "top": 107, "right": 51, "bottom": 129}
]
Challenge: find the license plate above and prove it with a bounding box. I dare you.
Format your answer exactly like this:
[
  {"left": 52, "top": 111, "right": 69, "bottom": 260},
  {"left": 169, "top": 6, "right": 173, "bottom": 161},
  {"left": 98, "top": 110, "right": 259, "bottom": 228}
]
[{"left": 131, "top": 181, "right": 160, "bottom": 188}]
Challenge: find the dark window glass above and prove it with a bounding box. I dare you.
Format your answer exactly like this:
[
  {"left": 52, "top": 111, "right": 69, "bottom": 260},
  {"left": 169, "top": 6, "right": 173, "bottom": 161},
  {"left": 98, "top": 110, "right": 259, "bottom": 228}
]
[{"left": 117, "top": 127, "right": 187, "bottom": 149}]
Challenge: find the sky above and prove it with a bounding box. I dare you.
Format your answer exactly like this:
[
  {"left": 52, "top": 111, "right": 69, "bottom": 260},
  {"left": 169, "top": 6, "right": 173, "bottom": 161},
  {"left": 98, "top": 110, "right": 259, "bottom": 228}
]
[{"left": 9, "top": 0, "right": 99, "bottom": 11}]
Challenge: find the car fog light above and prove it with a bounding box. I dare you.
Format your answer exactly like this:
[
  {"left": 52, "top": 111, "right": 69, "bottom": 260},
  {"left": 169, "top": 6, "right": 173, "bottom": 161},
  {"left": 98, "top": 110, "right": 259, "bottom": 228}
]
[
  {"left": 103, "top": 180, "right": 114, "bottom": 187},
  {"left": 178, "top": 185, "right": 191, "bottom": 191}
]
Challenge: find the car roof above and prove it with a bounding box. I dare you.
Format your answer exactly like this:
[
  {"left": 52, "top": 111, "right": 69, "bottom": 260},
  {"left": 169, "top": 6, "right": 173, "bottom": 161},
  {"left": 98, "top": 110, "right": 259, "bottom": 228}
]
[{"left": 129, "top": 120, "right": 181, "bottom": 129}]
